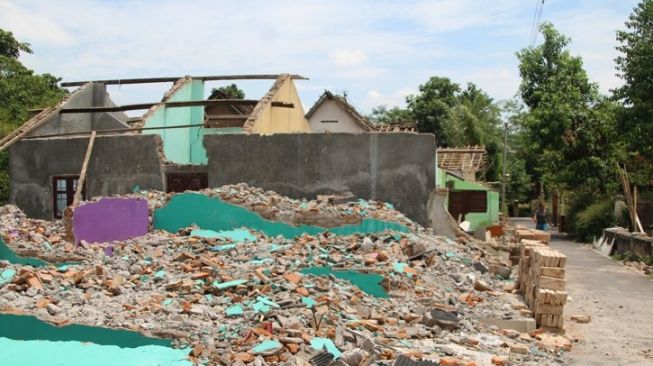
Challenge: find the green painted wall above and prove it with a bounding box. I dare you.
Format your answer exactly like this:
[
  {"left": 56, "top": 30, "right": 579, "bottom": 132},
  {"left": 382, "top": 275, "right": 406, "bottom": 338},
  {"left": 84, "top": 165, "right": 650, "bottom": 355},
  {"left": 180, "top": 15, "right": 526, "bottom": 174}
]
[
  {"left": 0, "top": 313, "right": 191, "bottom": 366},
  {"left": 153, "top": 193, "right": 409, "bottom": 239},
  {"left": 444, "top": 173, "right": 499, "bottom": 231},
  {"left": 143, "top": 80, "right": 207, "bottom": 164},
  {"left": 436, "top": 167, "right": 446, "bottom": 188}
]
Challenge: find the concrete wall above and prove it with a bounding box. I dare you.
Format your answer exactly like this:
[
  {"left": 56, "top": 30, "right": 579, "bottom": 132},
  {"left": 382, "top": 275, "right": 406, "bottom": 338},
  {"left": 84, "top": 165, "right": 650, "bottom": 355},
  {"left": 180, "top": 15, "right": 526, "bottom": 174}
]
[
  {"left": 142, "top": 79, "right": 206, "bottom": 164},
  {"left": 603, "top": 228, "right": 653, "bottom": 258},
  {"left": 28, "top": 83, "right": 129, "bottom": 137},
  {"left": 10, "top": 135, "right": 165, "bottom": 219},
  {"left": 204, "top": 133, "right": 435, "bottom": 225},
  {"left": 308, "top": 99, "right": 367, "bottom": 133}
]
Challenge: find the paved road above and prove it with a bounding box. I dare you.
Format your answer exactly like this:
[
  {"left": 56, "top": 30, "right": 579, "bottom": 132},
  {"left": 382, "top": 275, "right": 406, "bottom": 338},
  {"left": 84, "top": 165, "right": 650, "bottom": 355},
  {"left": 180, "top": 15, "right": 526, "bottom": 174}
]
[{"left": 513, "top": 218, "right": 653, "bottom": 365}]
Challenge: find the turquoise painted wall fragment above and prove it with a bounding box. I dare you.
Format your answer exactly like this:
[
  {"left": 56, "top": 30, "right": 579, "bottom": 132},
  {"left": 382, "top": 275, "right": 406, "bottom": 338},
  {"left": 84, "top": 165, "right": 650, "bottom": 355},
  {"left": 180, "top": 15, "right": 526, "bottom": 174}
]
[
  {"left": 154, "top": 193, "right": 409, "bottom": 239},
  {"left": 0, "top": 238, "right": 48, "bottom": 267},
  {"left": 300, "top": 266, "right": 388, "bottom": 298},
  {"left": 0, "top": 338, "right": 192, "bottom": 366}
]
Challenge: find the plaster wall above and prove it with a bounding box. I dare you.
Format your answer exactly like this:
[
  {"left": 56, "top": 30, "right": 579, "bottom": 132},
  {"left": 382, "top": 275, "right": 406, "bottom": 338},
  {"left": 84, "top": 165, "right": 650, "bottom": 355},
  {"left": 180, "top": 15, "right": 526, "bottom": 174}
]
[
  {"left": 142, "top": 80, "right": 206, "bottom": 164},
  {"left": 308, "top": 99, "right": 366, "bottom": 133},
  {"left": 204, "top": 133, "right": 435, "bottom": 226},
  {"left": 250, "top": 78, "right": 310, "bottom": 134},
  {"left": 27, "top": 83, "right": 129, "bottom": 137},
  {"left": 10, "top": 135, "right": 165, "bottom": 219}
]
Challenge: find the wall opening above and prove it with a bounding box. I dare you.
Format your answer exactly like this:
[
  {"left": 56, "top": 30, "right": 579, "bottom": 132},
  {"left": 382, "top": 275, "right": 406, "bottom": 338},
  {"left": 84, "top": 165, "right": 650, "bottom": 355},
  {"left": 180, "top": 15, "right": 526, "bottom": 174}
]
[
  {"left": 52, "top": 175, "right": 84, "bottom": 219},
  {"left": 166, "top": 173, "right": 208, "bottom": 193}
]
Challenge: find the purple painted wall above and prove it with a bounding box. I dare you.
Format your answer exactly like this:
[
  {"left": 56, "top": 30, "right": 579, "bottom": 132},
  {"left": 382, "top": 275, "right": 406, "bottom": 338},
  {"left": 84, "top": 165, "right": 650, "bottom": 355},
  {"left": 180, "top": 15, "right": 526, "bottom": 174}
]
[{"left": 73, "top": 198, "right": 149, "bottom": 243}]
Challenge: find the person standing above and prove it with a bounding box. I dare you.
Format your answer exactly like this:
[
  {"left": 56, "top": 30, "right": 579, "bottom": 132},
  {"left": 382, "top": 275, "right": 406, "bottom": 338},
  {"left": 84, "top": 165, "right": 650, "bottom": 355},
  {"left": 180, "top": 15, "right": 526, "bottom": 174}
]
[{"left": 532, "top": 203, "right": 549, "bottom": 230}]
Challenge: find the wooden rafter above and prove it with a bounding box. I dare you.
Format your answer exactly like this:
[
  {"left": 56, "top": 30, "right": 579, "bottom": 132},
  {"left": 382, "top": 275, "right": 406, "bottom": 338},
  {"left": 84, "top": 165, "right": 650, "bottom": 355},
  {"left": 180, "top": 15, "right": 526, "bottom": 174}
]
[{"left": 61, "top": 74, "right": 308, "bottom": 87}]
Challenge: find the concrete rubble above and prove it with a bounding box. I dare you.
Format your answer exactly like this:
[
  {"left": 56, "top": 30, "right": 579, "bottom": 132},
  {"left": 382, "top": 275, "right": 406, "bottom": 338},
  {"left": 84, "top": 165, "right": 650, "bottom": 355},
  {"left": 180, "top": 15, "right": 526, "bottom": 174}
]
[{"left": 0, "top": 184, "right": 569, "bottom": 365}]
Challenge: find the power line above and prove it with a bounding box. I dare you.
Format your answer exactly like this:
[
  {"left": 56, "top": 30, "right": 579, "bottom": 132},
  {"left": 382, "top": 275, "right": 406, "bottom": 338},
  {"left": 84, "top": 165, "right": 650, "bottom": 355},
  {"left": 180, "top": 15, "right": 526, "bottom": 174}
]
[
  {"left": 529, "top": 0, "right": 545, "bottom": 47},
  {"left": 529, "top": 0, "right": 540, "bottom": 46}
]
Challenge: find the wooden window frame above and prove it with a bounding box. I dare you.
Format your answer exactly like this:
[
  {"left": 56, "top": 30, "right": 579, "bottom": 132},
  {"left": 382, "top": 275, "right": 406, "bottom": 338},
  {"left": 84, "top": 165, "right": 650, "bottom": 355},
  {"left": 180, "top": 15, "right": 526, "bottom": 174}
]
[{"left": 52, "top": 175, "right": 84, "bottom": 219}]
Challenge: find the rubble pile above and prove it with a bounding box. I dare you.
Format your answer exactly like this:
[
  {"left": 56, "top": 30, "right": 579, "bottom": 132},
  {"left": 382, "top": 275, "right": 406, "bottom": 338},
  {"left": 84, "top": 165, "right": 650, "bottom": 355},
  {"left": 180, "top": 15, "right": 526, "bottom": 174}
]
[{"left": 0, "top": 187, "right": 568, "bottom": 365}]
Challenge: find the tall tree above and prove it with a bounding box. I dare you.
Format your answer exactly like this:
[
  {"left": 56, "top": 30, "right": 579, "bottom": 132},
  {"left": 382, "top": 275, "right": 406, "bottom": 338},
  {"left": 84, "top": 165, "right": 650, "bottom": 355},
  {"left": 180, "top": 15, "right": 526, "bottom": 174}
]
[
  {"left": 406, "top": 76, "right": 460, "bottom": 146},
  {"left": 0, "top": 29, "right": 67, "bottom": 202},
  {"left": 406, "top": 77, "right": 503, "bottom": 180},
  {"left": 516, "top": 22, "right": 620, "bottom": 193},
  {"left": 615, "top": 0, "right": 653, "bottom": 184}
]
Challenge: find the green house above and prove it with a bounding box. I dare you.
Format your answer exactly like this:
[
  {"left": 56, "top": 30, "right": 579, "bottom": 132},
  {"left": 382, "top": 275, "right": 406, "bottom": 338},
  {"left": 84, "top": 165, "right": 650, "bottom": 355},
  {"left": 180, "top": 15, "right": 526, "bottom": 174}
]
[{"left": 435, "top": 146, "right": 500, "bottom": 232}]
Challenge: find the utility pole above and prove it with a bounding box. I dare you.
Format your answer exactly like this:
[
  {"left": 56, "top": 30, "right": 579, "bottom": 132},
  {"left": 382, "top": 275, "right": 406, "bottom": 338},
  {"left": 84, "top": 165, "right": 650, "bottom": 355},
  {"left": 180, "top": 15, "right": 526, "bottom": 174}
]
[{"left": 501, "top": 123, "right": 508, "bottom": 219}]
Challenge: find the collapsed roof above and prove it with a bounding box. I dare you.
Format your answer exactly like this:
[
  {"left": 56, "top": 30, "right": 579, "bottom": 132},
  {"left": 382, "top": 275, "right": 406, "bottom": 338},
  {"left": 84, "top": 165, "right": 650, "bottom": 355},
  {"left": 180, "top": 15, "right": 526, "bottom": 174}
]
[
  {"left": 437, "top": 145, "right": 488, "bottom": 174},
  {"left": 0, "top": 74, "right": 311, "bottom": 154}
]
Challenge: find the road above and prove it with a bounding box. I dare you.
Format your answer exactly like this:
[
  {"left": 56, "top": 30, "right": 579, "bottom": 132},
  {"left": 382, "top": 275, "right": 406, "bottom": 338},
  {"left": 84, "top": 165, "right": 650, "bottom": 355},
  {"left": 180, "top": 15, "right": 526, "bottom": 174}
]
[{"left": 512, "top": 218, "right": 653, "bottom": 365}]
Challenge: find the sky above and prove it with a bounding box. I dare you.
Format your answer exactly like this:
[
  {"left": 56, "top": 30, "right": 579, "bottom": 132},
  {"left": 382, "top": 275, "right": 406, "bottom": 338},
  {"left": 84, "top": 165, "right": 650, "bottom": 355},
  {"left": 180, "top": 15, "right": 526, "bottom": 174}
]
[{"left": 0, "top": 0, "right": 640, "bottom": 115}]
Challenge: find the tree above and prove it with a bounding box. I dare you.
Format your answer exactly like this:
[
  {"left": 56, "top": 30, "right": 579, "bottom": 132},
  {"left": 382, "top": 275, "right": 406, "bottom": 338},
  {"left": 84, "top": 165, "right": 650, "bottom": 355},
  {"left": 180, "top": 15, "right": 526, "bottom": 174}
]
[
  {"left": 405, "top": 77, "right": 503, "bottom": 180},
  {"left": 406, "top": 76, "right": 460, "bottom": 146},
  {"left": 614, "top": 0, "right": 653, "bottom": 184},
  {"left": 515, "top": 22, "right": 619, "bottom": 194},
  {"left": 0, "top": 29, "right": 31, "bottom": 58},
  {"left": 0, "top": 29, "right": 67, "bottom": 203},
  {"left": 368, "top": 105, "right": 413, "bottom": 125},
  {"left": 208, "top": 83, "right": 245, "bottom": 100}
]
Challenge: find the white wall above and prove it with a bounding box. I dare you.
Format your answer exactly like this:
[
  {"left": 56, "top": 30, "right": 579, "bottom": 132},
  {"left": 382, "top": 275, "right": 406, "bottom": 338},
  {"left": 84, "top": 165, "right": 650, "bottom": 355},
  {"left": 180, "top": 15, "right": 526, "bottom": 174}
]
[{"left": 308, "top": 99, "right": 366, "bottom": 133}]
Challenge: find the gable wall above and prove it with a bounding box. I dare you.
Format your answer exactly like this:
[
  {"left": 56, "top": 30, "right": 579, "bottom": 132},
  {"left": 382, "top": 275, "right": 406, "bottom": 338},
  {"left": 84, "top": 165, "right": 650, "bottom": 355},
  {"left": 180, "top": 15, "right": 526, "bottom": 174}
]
[
  {"left": 27, "top": 83, "right": 129, "bottom": 137},
  {"left": 308, "top": 99, "right": 367, "bottom": 133},
  {"left": 142, "top": 80, "right": 207, "bottom": 164},
  {"left": 250, "top": 78, "right": 310, "bottom": 134}
]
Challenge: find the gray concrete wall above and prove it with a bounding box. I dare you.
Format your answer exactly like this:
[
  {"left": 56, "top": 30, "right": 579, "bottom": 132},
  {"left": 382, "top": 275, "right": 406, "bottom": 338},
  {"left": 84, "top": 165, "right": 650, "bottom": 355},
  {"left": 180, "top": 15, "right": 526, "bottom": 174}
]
[
  {"left": 603, "top": 228, "right": 653, "bottom": 258},
  {"left": 10, "top": 134, "right": 165, "bottom": 219},
  {"left": 27, "top": 83, "right": 129, "bottom": 137},
  {"left": 204, "top": 133, "right": 435, "bottom": 225}
]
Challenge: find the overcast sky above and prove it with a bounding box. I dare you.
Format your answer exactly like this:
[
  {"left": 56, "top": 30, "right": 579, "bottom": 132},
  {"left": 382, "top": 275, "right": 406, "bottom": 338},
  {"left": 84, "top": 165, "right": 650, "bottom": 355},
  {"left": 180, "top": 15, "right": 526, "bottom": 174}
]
[{"left": 0, "top": 0, "right": 639, "bottom": 114}]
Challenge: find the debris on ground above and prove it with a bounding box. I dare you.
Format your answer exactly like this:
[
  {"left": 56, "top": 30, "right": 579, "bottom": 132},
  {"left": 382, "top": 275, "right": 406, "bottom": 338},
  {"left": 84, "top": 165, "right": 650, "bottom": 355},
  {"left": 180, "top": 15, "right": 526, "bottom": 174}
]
[{"left": 0, "top": 185, "right": 569, "bottom": 365}]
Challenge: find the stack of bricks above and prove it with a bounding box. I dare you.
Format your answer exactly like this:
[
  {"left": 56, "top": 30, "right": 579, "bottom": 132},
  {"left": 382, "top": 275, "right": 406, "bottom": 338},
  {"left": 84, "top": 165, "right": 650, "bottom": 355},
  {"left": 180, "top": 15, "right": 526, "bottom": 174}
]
[
  {"left": 515, "top": 227, "right": 551, "bottom": 244},
  {"left": 517, "top": 239, "right": 567, "bottom": 330}
]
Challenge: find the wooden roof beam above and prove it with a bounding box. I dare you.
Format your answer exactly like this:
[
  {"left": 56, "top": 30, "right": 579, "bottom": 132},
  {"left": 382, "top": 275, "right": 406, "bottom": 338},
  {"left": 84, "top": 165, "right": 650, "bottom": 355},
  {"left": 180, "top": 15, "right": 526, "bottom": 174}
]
[
  {"left": 61, "top": 74, "right": 308, "bottom": 87},
  {"left": 59, "top": 99, "right": 293, "bottom": 114}
]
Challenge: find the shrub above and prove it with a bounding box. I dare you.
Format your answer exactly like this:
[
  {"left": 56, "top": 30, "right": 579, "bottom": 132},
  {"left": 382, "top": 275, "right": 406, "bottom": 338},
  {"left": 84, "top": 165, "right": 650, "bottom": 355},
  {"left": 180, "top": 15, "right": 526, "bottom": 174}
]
[{"left": 570, "top": 198, "right": 616, "bottom": 242}]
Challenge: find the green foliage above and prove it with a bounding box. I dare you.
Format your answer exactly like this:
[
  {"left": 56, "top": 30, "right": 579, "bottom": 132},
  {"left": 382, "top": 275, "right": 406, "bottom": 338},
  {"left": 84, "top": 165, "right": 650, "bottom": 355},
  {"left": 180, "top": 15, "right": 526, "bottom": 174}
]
[
  {"left": 368, "top": 105, "right": 413, "bottom": 124},
  {"left": 404, "top": 77, "right": 503, "bottom": 181},
  {"left": 615, "top": 0, "right": 653, "bottom": 185},
  {"left": 0, "top": 29, "right": 31, "bottom": 58},
  {"left": 573, "top": 198, "right": 616, "bottom": 242},
  {"left": 0, "top": 29, "right": 67, "bottom": 204},
  {"left": 516, "top": 22, "right": 622, "bottom": 194},
  {"left": 612, "top": 251, "right": 653, "bottom": 266},
  {"left": 208, "top": 83, "right": 245, "bottom": 100}
]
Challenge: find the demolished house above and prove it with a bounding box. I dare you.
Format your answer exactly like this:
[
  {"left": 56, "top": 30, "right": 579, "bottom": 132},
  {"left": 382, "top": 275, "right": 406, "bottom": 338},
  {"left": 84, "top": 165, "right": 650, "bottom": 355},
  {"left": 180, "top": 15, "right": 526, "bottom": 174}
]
[
  {"left": 435, "top": 146, "right": 499, "bottom": 233},
  {"left": 3, "top": 74, "right": 435, "bottom": 225},
  {"left": 0, "top": 75, "right": 573, "bottom": 365}
]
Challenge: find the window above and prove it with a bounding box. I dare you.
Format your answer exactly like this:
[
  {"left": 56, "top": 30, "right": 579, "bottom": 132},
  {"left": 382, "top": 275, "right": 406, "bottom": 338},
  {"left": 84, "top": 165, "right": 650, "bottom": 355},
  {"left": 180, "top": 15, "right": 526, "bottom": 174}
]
[
  {"left": 52, "top": 176, "right": 84, "bottom": 219},
  {"left": 448, "top": 190, "right": 488, "bottom": 220},
  {"left": 166, "top": 173, "right": 208, "bottom": 193},
  {"left": 321, "top": 120, "right": 338, "bottom": 124}
]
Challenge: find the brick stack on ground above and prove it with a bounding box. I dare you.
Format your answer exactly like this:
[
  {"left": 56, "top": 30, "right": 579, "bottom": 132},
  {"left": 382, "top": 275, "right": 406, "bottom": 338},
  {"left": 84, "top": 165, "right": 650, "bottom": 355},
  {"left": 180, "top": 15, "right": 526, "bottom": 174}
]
[{"left": 517, "top": 238, "right": 567, "bottom": 330}]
